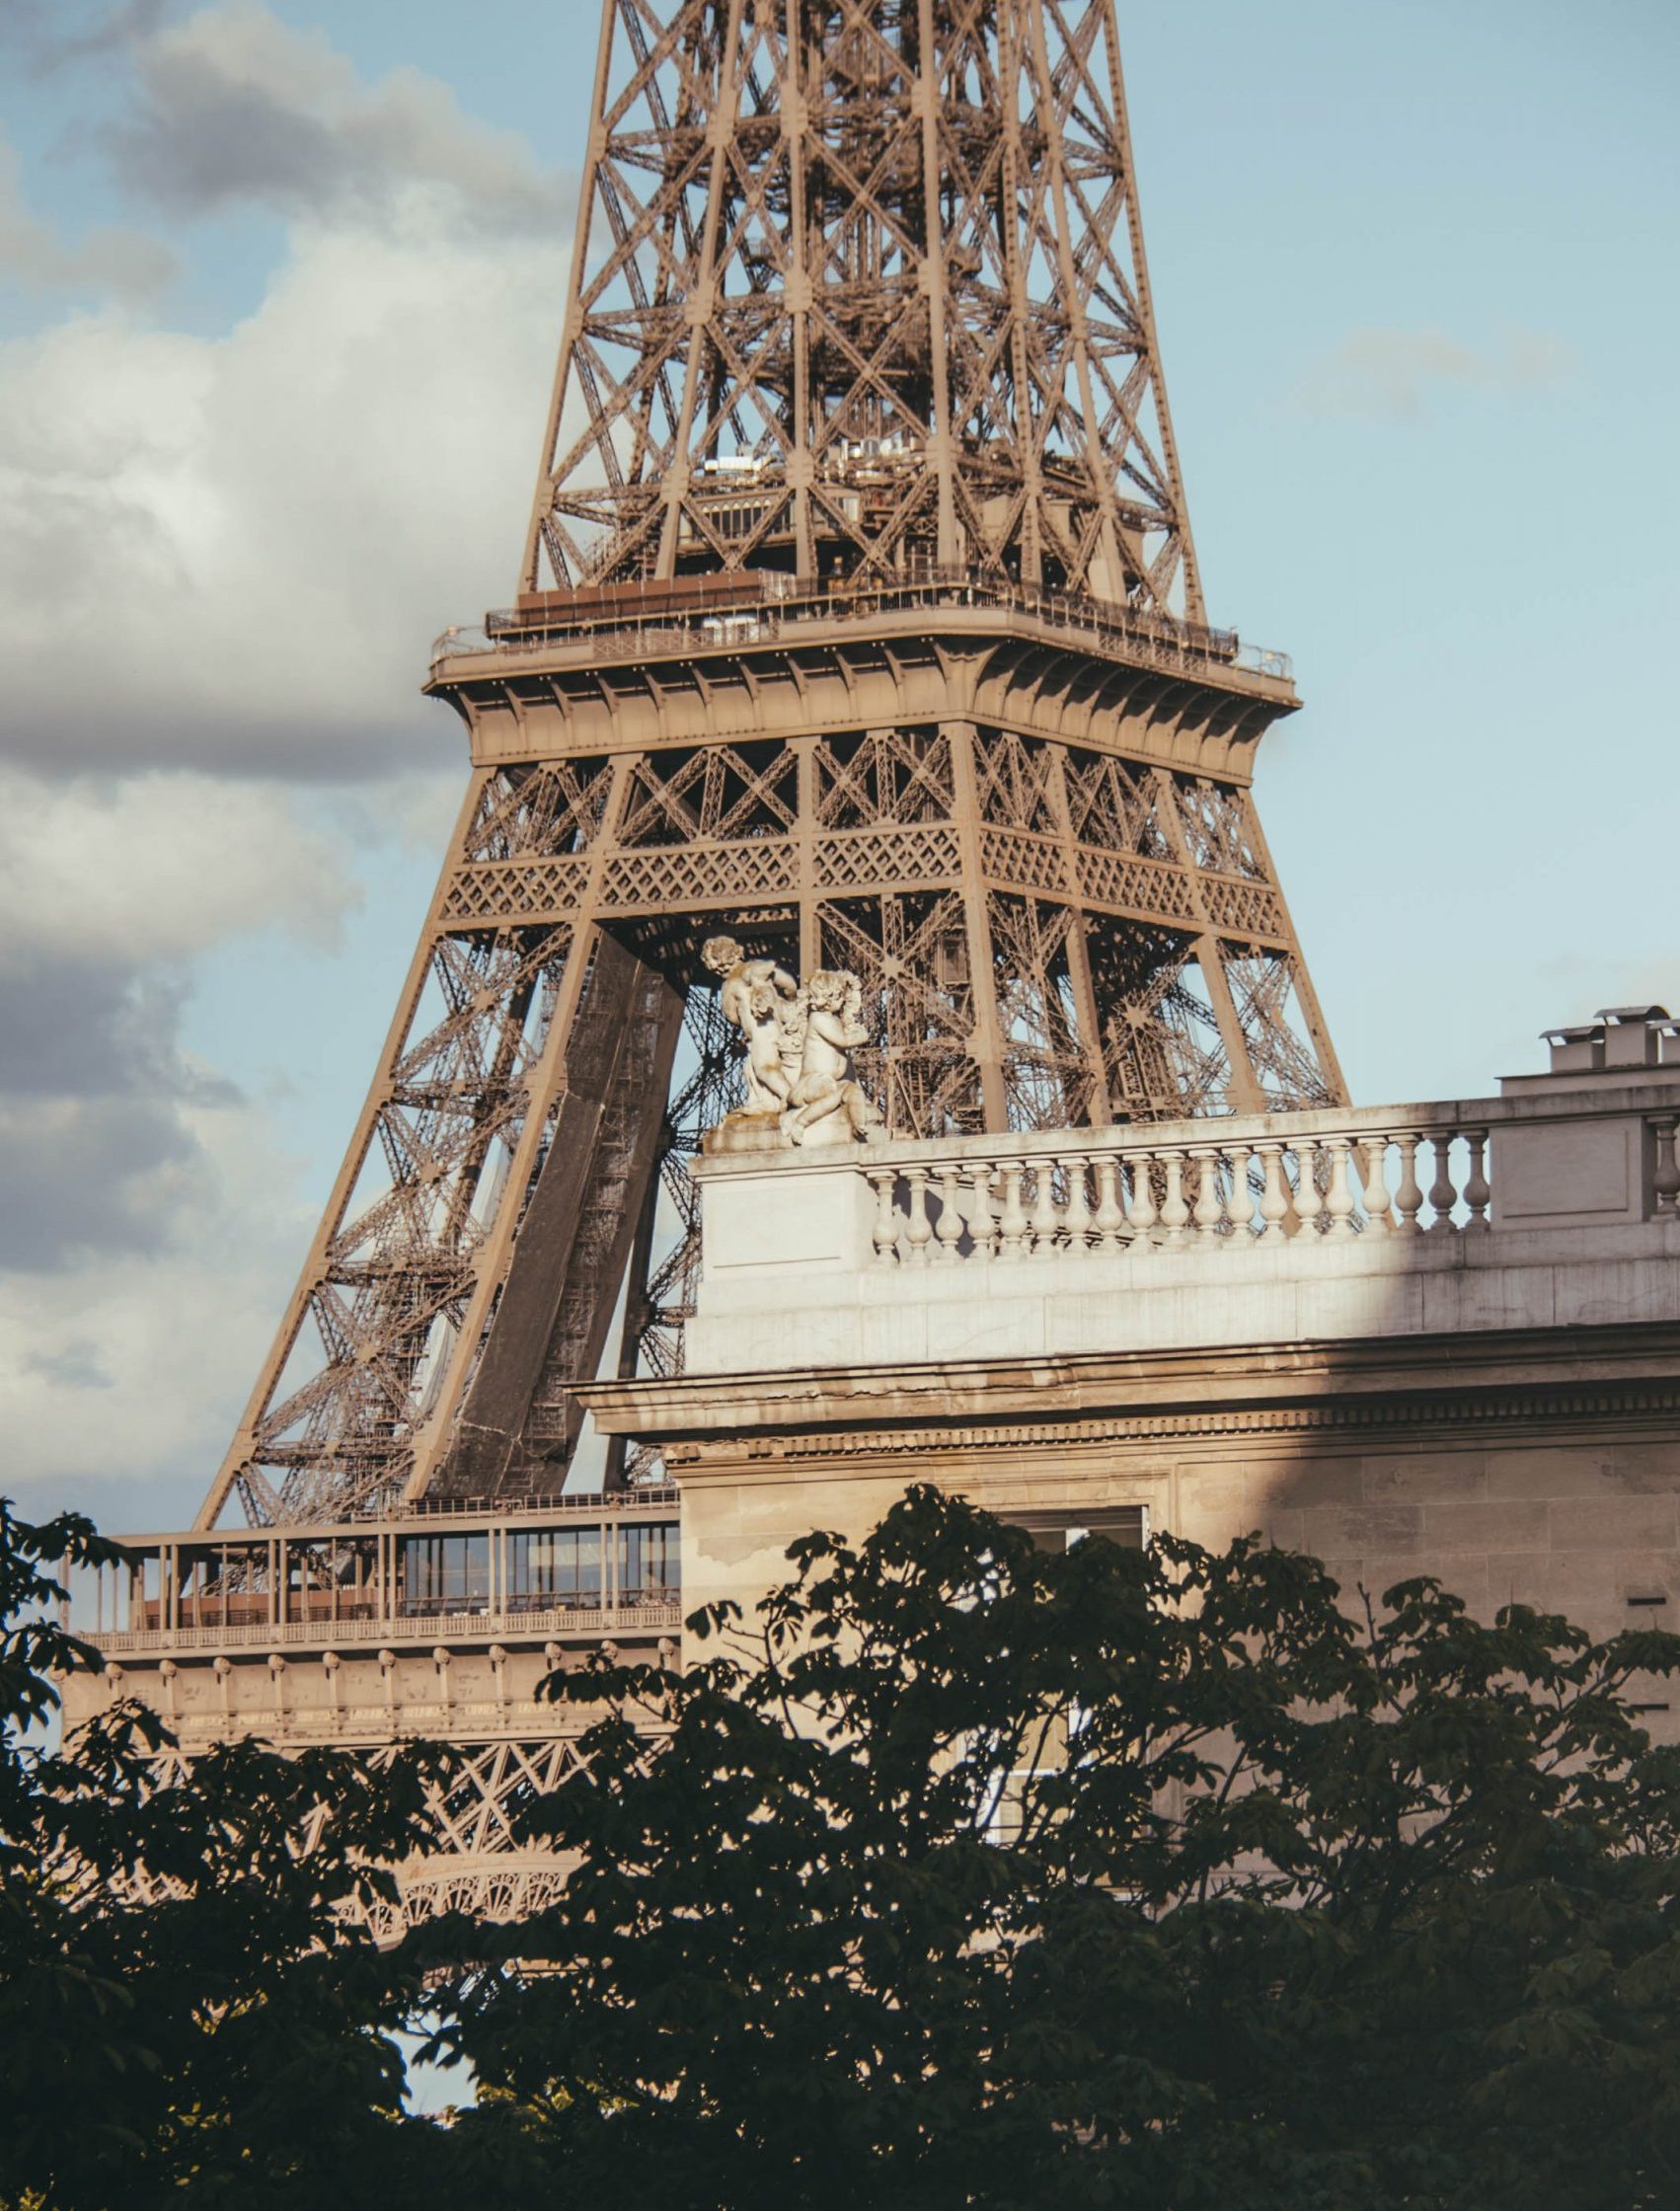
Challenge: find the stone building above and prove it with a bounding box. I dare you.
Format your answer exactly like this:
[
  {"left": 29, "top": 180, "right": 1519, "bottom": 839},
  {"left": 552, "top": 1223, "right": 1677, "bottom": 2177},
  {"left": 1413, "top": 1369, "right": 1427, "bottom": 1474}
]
[
  {"left": 67, "top": 1002, "right": 1680, "bottom": 1930},
  {"left": 586, "top": 1004, "right": 1680, "bottom": 1722}
]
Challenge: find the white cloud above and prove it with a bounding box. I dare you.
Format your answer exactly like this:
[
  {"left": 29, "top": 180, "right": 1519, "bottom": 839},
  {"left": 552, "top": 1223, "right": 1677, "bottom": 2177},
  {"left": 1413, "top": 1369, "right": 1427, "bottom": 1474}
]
[
  {"left": 0, "top": 8, "right": 572, "bottom": 779},
  {"left": 0, "top": 766, "right": 357, "bottom": 966},
  {"left": 0, "top": 207, "right": 566, "bottom": 774},
  {"left": 1296, "top": 325, "right": 1574, "bottom": 422}
]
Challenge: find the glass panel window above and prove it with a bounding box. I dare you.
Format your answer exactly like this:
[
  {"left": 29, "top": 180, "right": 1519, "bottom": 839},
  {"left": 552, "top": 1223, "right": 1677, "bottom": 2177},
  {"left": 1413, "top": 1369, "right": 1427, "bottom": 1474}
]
[
  {"left": 506, "top": 1527, "right": 602, "bottom": 1612},
  {"left": 400, "top": 1534, "right": 490, "bottom": 1616},
  {"left": 618, "top": 1522, "right": 680, "bottom": 1606}
]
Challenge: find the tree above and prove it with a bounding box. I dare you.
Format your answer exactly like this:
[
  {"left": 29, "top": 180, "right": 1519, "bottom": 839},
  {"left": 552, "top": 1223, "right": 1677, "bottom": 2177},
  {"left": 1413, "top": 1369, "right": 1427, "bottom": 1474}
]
[
  {"left": 433, "top": 1484, "right": 1680, "bottom": 2210},
  {"left": 0, "top": 1499, "right": 465, "bottom": 2211}
]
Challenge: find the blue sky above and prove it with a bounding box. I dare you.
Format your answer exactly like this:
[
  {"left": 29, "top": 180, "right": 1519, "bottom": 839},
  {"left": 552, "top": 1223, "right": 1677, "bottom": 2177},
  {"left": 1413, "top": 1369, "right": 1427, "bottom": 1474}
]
[{"left": 1, "top": 0, "right": 1677, "bottom": 1531}]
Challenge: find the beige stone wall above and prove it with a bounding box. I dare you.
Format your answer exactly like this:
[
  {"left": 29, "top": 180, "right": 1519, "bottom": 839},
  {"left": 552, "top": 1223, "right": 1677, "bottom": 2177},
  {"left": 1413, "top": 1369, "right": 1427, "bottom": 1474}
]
[
  {"left": 624, "top": 1103, "right": 1680, "bottom": 1736},
  {"left": 676, "top": 1420, "right": 1680, "bottom": 1733}
]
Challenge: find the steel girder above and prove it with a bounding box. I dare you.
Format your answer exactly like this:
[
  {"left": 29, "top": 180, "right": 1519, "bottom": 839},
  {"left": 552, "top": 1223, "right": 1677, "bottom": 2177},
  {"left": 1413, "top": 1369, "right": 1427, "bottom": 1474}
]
[
  {"left": 193, "top": 0, "right": 1345, "bottom": 1530},
  {"left": 523, "top": 0, "right": 1205, "bottom": 616}
]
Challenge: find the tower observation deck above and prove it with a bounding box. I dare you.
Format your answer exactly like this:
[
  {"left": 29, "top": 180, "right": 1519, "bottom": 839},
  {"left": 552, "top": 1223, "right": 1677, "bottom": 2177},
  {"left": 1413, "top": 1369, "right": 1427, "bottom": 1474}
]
[{"left": 195, "top": 0, "right": 1344, "bottom": 1533}]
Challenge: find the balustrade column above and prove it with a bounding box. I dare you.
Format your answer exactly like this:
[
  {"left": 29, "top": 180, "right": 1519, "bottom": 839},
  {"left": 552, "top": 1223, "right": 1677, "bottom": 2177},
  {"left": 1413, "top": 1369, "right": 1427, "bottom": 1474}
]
[
  {"left": 1462, "top": 1130, "right": 1491, "bottom": 1233},
  {"left": 1062, "top": 1160, "right": 1094, "bottom": 1250},
  {"left": 1092, "top": 1157, "right": 1126, "bottom": 1250},
  {"left": 1428, "top": 1133, "right": 1459, "bottom": 1233},
  {"left": 1393, "top": 1133, "right": 1424, "bottom": 1235},
  {"left": 1323, "top": 1138, "right": 1358, "bottom": 1238},
  {"left": 1227, "top": 1143, "right": 1257, "bottom": 1244},
  {"left": 998, "top": 1164, "right": 1030, "bottom": 1259},
  {"left": 1159, "top": 1153, "right": 1190, "bottom": 1246},
  {"left": 1127, "top": 1156, "right": 1159, "bottom": 1244},
  {"left": 1029, "top": 1164, "right": 1060, "bottom": 1253},
  {"left": 1294, "top": 1141, "right": 1325, "bottom": 1237},
  {"left": 904, "top": 1168, "right": 935, "bottom": 1264},
  {"left": 1256, "top": 1143, "right": 1289, "bottom": 1240},
  {"left": 1190, "top": 1148, "right": 1224, "bottom": 1241},
  {"left": 870, "top": 1171, "right": 900, "bottom": 1265},
  {"left": 933, "top": 1164, "right": 964, "bottom": 1262},
  {"left": 965, "top": 1163, "right": 999, "bottom": 1258},
  {"left": 1359, "top": 1136, "right": 1392, "bottom": 1236}
]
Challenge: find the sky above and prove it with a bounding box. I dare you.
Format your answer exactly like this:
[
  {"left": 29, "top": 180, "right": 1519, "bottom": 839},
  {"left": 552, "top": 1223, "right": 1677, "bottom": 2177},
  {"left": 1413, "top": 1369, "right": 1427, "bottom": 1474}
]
[{"left": 0, "top": 0, "right": 1676, "bottom": 1536}]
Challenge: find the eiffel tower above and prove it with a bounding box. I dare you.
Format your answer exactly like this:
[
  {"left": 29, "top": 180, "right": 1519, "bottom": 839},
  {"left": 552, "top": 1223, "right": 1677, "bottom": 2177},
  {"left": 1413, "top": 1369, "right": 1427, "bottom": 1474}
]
[{"left": 195, "top": 0, "right": 1344, "bottom": 1535}]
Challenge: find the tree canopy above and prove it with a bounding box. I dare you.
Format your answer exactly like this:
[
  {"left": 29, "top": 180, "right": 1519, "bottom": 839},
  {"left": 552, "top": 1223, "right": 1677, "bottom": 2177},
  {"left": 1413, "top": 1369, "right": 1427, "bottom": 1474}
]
[
  {"left": 441, "top": 1485, "right": 1680, "bottom": 2210},
  {"left": 0, "top": 1500, "right": 462, "bottom": 2210},
  {"left": 7, "top": 1486, "right": 1680, "bottom": 2209}
]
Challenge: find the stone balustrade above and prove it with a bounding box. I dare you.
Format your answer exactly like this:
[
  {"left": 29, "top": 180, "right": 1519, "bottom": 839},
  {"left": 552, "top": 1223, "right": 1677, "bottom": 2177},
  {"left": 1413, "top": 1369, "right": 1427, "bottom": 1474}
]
[
  {"left": 676, "top": 1083, "right": 1680, "bottom": 1387},
  {"left": 849, "top": 1102, "right": 1680, "bottom": 1267},
  {"left": 866, "top": 1116, "right": 1480, "bottom": 1265},
  {"left": 674, "top": 1081, "right": 1680, "bottom": 1388}
]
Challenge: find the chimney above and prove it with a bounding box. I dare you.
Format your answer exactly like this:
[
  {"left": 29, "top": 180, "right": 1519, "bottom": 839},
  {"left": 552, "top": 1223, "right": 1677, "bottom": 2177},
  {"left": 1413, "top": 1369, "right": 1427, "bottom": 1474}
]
[
  {"left": 1598, "top": 1006, "right": 1675, "bottom": 1071},
  {"left": 1508, "top": 1005, "right": 1678, "bottom": 1097}
]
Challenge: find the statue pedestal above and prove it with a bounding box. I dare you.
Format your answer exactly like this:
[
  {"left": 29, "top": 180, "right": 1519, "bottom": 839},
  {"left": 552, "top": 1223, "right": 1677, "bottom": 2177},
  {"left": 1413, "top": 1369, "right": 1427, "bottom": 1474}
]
[
  {"left": 702, "top": 1109, "right": 791, "bottom": 1158},
  {"left": 792, "top": 1112, "right": 859, "bottom": 1149}
]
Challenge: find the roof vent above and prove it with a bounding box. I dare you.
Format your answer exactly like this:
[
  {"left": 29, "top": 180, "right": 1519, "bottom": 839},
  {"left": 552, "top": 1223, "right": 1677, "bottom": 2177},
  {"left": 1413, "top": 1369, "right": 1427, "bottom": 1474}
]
[{"left": 1540, "top": 1006, "right": 1676, "bottom": 1075}]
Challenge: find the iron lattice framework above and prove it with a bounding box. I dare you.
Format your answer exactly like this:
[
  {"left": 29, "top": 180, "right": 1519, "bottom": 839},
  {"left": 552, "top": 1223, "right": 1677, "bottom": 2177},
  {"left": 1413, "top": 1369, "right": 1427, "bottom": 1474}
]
[
  {"left": 196, "top": 0, "right": 1343, "bottom": 1532},
  {"left": 525, "top": 0, "right": 1203, "bottom": 614}
]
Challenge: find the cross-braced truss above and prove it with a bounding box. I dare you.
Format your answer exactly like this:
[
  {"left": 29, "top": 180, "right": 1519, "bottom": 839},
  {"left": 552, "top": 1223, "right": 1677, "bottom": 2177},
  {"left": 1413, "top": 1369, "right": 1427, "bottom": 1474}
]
[
  {"left": 99, "top": 1728, "right": 616, "bottom": 1944},
  {"left": 194, "top": 0, "right": 1345, "bottom": 1533},
  {"left": 524, "top": 0, "right": 1204, "bottom": 616},
  {"left": 199, "top": 704, "right": 1342, "bottom": 1527}
]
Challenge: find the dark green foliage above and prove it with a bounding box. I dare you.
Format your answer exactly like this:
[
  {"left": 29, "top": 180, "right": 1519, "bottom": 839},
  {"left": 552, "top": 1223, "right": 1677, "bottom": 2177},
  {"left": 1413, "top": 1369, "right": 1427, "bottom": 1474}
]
[
  {"left": 9, "top": 1485, "right": 1680, "bottom": 2208},
  {"left": 0, "top": 1499, "right": 463, "bottom": 2210},
  {"left": 432, "top": 1485, "right": 1680, "bottom": 2210}
]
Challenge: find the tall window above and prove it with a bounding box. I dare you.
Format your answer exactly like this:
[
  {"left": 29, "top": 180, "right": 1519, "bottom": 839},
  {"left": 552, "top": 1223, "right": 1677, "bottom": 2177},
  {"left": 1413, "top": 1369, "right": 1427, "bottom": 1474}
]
[
  {"left": 619, "top": 1522, "right": 680, "bottom": 1606},
  {"left": 506, "top": 1527, "right": 602, "bottom": 1612},
  {"left": 400, "top": 1534, "right": 490, "bottom": 1616}
]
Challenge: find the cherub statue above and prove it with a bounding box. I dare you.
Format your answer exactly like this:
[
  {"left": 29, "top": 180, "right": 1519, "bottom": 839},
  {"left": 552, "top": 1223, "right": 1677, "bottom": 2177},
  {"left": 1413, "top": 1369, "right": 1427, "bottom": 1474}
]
[
  {"left": 702, "top": 935, "right": 801, "bottom": 1114},
  {"left": 782, "top": 969, "right": 885, "bottom": 1148}
]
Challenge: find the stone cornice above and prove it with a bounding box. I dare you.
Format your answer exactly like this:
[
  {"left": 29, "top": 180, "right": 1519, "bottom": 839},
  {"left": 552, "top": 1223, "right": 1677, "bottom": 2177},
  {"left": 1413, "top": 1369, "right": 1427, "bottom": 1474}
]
[
  {"left": 582, "top": 1320, "right": 1680, "bottom": 1457},
  {"left": 657, "top": 1382, "right": 1680, "bottom": 1480}
]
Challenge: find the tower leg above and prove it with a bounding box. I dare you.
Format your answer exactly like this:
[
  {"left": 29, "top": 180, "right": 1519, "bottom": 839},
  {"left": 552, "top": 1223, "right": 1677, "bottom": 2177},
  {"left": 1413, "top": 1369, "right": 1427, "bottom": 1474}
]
[{"left": 436, "top": 938, "right": 683, "bottom": 1499}]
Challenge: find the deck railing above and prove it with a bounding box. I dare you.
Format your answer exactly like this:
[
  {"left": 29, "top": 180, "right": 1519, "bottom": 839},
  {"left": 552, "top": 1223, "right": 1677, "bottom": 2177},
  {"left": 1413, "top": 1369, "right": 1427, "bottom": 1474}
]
[
  {"left": 429, "top": 569, "right": 1293, "bottom": 689},
  {"left": 94, "top": 1596, "right": 683, "bottom": 1658}
]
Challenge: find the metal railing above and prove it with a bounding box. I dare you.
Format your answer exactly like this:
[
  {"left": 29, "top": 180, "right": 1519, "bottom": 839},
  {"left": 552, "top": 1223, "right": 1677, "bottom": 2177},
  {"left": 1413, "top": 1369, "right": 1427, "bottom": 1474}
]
[
  {"left": 403, "top": 1485, "right": 679, "bottom": 1520},
  {"left": 95, "top": 1595, "right": 684, "bottom": 1658},
  {"left": 429, "top": 569, "right": 1293, "bottom": 689}
]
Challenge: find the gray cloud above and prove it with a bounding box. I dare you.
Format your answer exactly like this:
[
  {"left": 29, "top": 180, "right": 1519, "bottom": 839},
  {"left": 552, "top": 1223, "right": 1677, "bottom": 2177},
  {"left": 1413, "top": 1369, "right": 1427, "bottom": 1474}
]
[
  {"left": 0, "top": 956, "right": 232, "bottom": 1269},
  {"left": 0, "top": 765, "right": 354, "bottom": 1269},
  {"left": 0, "top": 0, "right": 167, "bottom": 69},
  {"left": 0, "top": 139, "right": 177, "bottom": 299},
  {"left": 1295, "top": 326, "right": 1574, "bottom": 423},
  {"left": 0, "top": 1093, "right": 202, "bottom": 1270},
  {"left": 23, "top": 1340, "right": 115, "bottom": 1391},
  {"left": 103, "top": 4, "right": 573, "bottom": 236},
  {"left": 0, "top": 962, "right": 206, "bottom": 1100}
]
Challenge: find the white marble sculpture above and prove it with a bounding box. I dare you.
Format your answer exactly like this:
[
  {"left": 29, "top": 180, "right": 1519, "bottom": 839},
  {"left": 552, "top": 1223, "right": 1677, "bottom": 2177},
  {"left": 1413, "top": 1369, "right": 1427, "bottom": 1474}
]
[
  {"left": 702, "top": 935, "right": 801, "bottom": 1115},
  {"left": 783, "top": 968, "right": 884, "bottom": 1148},
  {"left": 701, "top": 937, "right": 883, "bottom": 1152}
]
